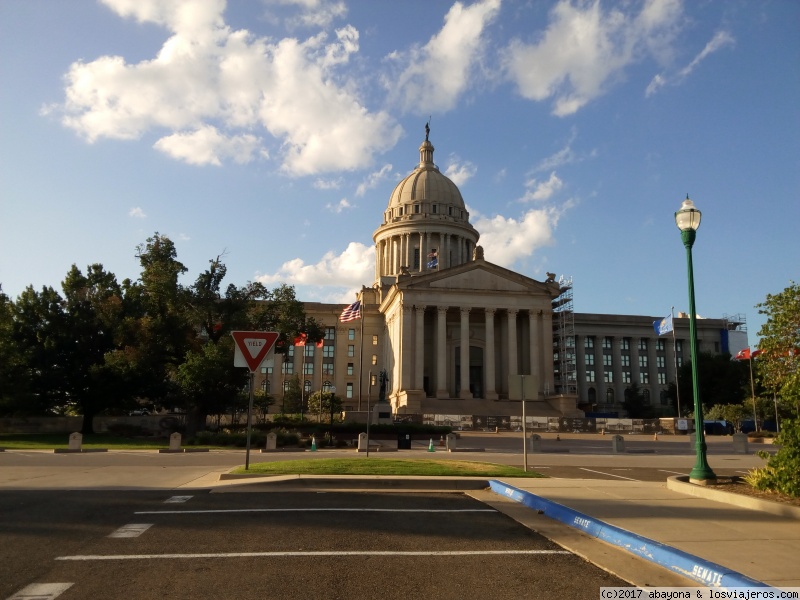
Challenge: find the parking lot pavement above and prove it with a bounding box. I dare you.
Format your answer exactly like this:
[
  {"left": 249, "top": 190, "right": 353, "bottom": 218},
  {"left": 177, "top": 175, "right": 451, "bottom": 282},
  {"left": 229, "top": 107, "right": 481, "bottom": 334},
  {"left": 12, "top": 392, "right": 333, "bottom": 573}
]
[{"left": 1, "top": 491, "right": 629, "bottom": 600}]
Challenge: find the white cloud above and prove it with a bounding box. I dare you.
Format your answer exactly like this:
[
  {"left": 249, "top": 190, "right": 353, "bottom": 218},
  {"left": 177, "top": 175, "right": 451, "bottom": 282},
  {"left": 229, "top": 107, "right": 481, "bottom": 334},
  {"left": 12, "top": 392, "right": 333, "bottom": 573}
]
[
  {"left": 444, "top": 156, "right": 477, "bottom": 187},
  {"left": 386, "top": 0, "right": 501, "bottom": 113},
  {"left": 53, "top": 0, "right": 401, "bottom": 175},
  {"left": 503, "top": 0, "right": 683, "bottom": 115},
  {"left": 257, "top": 241, "right": 374, "bottom": 288},
  {"left": 356, "top": 164, "right": 393, "bottom": 197},
  {"left": 472, "top": 205, "right": 565, "bottom": 267},
  {"left": 646, "top": 30, "right": 735, "bottom": 96},
  {"left": 269, "top": 0, "right": 348, "bottom": 29},
  {"left": 153, "top": 126, "right": 263, "bottom": 166},
  {"left": 128, "top": 206, "right": 146, "bottom": 218},
  {"left": 326, "top": 198, "right": 354, "bottom": 213},
  {"left": 313, "top": 177, "right": 343, "bottom": 190},
  {"left": 520, "top": 171, "right": 563, "bottom": 202}
]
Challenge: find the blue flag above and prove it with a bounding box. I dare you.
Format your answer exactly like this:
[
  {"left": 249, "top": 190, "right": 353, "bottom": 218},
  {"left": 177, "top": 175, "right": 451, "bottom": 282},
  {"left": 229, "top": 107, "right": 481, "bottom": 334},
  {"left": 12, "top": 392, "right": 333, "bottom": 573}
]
[{"left": 653, "top": 314, "right": 673, "bottom": 336}]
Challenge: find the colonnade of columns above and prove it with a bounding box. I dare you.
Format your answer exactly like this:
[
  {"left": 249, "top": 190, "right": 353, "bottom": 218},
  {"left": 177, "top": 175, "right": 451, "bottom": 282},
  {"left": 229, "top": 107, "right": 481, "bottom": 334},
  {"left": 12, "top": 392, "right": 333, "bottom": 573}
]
[
  {"left": 389, "top": 304, "right": 555, "bottom": 401},
  {"left": 375, "top": 231, "right": 474, "bottom": 277}
]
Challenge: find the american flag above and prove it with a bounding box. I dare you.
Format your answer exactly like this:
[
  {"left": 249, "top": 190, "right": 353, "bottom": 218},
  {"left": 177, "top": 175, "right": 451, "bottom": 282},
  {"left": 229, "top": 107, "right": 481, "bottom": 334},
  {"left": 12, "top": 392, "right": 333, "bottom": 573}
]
[{"left": 339, "top": 299, "right": 361, "bottom": 322}]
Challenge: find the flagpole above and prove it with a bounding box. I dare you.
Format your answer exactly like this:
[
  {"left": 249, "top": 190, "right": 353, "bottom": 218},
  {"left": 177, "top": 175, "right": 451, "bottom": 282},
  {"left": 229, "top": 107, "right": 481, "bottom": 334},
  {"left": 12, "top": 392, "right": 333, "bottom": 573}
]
[
  {"left": 671, "top": 306, "right": 680, "bottom": 417},
  {"left": 358, "top": 290, "right": 365, "bottom": 412},
  {"left": 748, "top": 352, "right": 758, "bottom": 432}
]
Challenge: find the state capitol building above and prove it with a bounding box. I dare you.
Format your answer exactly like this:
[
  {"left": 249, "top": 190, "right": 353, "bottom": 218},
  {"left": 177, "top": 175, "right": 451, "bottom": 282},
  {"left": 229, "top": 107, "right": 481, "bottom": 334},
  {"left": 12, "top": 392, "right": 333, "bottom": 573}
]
[{"left": 257, "top": 130, "right": 747, "bottom": 424}]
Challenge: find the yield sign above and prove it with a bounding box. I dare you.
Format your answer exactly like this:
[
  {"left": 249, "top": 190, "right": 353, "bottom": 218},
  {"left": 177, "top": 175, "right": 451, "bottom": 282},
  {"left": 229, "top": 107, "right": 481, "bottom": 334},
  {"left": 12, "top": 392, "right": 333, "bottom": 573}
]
[{"left": 231, "top": 331, "right": 279, "bottom": 372}]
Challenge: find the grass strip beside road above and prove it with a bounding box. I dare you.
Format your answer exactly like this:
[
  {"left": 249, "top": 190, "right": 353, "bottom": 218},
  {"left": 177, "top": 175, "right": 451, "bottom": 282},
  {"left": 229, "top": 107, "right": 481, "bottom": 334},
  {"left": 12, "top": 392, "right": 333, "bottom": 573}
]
[
  {"left": 230, "top": 458, "right": 545, "bottom": 478},
  {"left": 0, "top": 433, "right": 203, "bottom": 450}
]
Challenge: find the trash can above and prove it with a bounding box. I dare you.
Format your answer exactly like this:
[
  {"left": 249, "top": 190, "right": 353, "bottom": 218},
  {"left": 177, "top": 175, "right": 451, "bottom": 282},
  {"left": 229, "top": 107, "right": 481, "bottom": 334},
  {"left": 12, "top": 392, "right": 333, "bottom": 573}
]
[{"left": 397, "top": 434, "right": 412, "bottom": 449}]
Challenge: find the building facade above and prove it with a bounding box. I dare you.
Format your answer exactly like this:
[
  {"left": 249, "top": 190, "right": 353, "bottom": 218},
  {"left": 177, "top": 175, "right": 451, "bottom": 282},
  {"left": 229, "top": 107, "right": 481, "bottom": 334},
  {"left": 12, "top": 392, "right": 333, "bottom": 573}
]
[{"left": 255, "top": 132, "right": 747, "bottom": 420}]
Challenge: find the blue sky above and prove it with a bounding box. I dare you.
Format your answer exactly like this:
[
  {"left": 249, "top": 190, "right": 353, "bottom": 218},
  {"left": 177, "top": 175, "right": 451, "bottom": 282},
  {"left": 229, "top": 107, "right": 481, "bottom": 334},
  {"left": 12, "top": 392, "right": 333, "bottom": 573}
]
[{"left": 1, "top": 0, "right": 798, "bottom": 343}]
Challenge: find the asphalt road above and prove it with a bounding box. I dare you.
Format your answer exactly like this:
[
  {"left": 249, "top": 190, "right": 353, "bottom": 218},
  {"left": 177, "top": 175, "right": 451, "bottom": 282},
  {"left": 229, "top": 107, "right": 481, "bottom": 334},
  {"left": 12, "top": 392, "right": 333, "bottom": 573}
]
[{"left": 1, "top": 490, "right": 627, "bottom": 600}]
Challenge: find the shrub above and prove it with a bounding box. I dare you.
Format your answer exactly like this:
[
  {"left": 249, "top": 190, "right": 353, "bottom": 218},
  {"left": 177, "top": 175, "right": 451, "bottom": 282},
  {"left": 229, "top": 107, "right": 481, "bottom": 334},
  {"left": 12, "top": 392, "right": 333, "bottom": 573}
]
[{"left": 745, "top": 419, "right": 800, "bottom": 498}]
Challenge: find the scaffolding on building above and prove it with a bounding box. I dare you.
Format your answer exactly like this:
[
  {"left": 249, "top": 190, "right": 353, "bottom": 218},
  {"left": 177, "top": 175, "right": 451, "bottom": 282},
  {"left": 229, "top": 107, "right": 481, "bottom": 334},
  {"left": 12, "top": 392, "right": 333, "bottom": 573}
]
[
  {"left": 722, "top": 313, "right": 747, "bottom": 332},
  {"left": 552, "top": 275, "right": 577, "bottom": 395}
]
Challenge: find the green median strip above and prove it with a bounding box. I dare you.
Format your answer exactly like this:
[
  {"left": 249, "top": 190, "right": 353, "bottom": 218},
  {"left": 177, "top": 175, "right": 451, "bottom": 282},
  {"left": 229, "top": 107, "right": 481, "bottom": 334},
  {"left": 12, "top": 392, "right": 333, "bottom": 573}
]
[{"left": 229, "top": 458, "right": 544, "bottom": 478}]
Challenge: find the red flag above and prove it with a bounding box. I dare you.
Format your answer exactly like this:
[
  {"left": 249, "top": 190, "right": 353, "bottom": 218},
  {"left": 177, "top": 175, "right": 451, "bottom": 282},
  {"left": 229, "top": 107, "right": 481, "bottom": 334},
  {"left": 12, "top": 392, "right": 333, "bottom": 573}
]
[{"left": 734, "top": 347, "right": 762, "bottom": 360}]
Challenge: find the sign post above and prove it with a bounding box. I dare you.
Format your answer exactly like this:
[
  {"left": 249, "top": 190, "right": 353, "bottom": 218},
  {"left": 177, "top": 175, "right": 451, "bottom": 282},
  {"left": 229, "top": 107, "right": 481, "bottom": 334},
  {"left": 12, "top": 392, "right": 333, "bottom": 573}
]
[
  {"left": 231, "top": 331, "right": 279, "bottom": 470},
  {"left": 510, "top": 374, "right": 537, "bottom": 472}
]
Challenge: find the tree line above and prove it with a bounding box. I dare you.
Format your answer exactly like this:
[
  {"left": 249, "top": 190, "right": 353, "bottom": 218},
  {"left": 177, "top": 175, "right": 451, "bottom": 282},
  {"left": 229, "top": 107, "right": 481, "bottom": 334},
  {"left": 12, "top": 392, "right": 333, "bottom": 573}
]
[{"left": 0, "top": 233, "right": 325, "bottom": 435}]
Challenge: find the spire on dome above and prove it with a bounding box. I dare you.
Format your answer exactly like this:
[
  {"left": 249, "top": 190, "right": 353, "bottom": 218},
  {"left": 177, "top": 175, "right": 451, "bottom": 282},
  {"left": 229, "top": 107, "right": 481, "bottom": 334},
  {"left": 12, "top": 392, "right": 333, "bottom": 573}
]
[{"left": 419, "top": 121, "right": 434, "bottom": 167}]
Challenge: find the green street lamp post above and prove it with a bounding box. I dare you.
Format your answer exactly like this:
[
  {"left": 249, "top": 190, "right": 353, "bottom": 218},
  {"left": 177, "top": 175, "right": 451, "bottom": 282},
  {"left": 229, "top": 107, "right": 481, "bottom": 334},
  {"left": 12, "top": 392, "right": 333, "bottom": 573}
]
[{"left": 675, "top": 195, "right": 716, "bottom": 483}]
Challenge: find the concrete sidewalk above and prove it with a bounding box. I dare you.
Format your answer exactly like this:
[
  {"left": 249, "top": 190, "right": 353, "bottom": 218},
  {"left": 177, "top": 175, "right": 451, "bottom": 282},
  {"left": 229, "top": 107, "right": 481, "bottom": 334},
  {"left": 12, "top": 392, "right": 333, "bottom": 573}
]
[{"left": 484, "top": 477, "right": 800, "bottom": 590}]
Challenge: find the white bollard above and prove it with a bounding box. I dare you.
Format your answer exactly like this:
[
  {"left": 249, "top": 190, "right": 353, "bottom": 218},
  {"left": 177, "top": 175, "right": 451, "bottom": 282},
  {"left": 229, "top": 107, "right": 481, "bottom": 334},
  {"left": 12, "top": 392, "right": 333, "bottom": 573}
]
[
  {"left": 169, "top": 432, "right": 182, "bottom": 452},
  {"left": 68, "top": 432, "right": 82, "bottom": 451},
  {"left": 732, "top": 432, "right": 749, "bottom": 454},
  {"left": 611, "top": 434, "right": 625, "bottom": 453},
  {"left": 266, "top": 432, "right": 277, "bottom": 450},
  {"left": 529, "top": 433, "right": 542, "bottom": 453},
  {"left": 445, "top": 433, "right": 458, "bottom": 451}
]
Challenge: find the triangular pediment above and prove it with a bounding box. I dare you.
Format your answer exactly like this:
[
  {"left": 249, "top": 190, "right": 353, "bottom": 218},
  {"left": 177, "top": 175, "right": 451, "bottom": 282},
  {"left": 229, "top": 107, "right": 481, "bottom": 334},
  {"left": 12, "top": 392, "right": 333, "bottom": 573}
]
[{"left": 397, "top": 259, "right": 553, "bottom": 294}]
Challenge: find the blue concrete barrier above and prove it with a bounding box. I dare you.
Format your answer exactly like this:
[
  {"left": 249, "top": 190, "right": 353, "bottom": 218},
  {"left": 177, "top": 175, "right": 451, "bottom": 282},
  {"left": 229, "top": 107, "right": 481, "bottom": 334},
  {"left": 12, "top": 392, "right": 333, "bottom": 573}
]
[{"left": 488, "top": 480, "right": 768, "bottom": 589}]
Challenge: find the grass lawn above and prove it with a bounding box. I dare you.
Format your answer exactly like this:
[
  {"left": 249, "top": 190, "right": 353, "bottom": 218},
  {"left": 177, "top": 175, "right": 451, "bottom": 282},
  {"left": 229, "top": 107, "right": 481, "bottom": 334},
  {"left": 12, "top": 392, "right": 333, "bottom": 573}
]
[
  {"left": 0, "top": 433, "right": 192, "bottom": 450},
  {"left": 230, "top": 458, "right": 544, "bottom": 478}
]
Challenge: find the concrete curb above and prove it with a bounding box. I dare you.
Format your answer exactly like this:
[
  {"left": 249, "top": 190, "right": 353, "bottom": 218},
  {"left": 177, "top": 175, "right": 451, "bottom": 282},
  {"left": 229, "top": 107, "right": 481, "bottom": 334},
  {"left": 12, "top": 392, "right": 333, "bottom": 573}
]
[
  {"left": 666, "top": 476, "right": 800, "bottom": 520},
  {"left": 488, "top": 480, "right": 768, "bottom": 589},
  {"left": 217, "top": 474, "right": 489, "bottom": 490}
]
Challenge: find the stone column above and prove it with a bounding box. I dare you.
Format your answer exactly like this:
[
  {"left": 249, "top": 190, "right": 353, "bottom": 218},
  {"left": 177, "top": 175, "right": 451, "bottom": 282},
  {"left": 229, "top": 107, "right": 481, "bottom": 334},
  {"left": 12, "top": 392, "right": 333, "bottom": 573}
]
[
  {"left": 575, "top": 334, "right": 585, "bottom": 404},
  {"left": 400, "top": 306, "right": 414, "bottom": 390},
  {"left": 436, "top": 306, "right": 448, "bottom": 398},
  {"left": 612, "top": 337, "right": 623, "bottom": 398},
  {"left": 414, "top": 305, "right": 425, "bottom": 390},
  {"left": 459, "top": 307, "right": 472, "bottom": 398},
  {"left": 507, "top": 309, "right": 519, "bottom": 377},
  {"left": 485, "top": 308, "right": 497, "bottom": 399},
  {"left": 529, "top": 310, "right": 541, "bottom": 391},
  {"left": 541, "top": 311, "right": 554, "bottom": 394}
]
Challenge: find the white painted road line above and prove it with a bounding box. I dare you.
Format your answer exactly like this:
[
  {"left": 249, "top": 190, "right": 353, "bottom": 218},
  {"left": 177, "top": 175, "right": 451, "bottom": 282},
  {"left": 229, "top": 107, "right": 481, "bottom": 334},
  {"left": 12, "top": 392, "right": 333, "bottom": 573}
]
[
  {"left": 579, "top": 468, "right": 640, "bottom": 481},
  {"left": 56, "top": 550, "right": 572, "bottom": 561},
  {"left": 108, "top": 523, "right": 153, "bottom": 538},
  {"left": 658, "top": 469, "right": 687, "bottom": 475},
  {"left": 5, "top": 583, "right": 73, "bottom": 599},
  {"left": 164, "top": 495, "right": 193, "bottom": 503},
  {"left": 135, "top": 508, "right": 497, "bottom": 515}
]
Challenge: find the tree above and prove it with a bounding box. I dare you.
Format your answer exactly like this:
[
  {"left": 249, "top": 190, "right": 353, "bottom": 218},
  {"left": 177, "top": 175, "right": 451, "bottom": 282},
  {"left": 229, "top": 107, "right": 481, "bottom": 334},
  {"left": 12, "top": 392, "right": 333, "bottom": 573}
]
[
  {"left": 282, "top": 375, "right": 302, "bottom": 414},
  {"left": 127, "top": 233, "right": 196, "bottom": 405},
  {"left": 675, "top": 352, "right": 751, "bottom": 410},
  {"left": 756, "top": 282, "right": 800, "bottom": 415},
  {"left": 306, "top": 390, "right": 343, "bottom": 419},
  {"left": 705, "top": 403, "right": 749, "bottom": 432},
  {"left": 59, "top": 264, "right": 130, "bottom": 433},
  {"left": 622, "top": 383, "right": 655, "bottom": 418},
  {"left": 8, "top": 285, "right": 71, "bottom": 416},
  {"left": 178, "top": 256, "right": 324, "bottom": 435}
]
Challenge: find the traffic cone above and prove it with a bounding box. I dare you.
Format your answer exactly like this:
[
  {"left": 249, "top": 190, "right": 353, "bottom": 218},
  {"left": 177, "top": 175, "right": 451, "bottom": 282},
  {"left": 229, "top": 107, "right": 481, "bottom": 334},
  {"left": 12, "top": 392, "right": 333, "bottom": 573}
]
[
  {"left": 653, "top": 432, "right": 658, "bottom": 441},
  {"left": 311, "top": 436, "right": 317, "bottom": 452},
  {"left": 428, "top": 438, "right": 435, "bottom": 452}
]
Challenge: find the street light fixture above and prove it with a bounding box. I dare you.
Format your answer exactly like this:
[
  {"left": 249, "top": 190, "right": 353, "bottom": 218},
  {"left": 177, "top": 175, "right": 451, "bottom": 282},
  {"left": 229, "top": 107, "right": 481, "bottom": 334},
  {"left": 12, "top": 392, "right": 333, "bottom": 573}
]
[{"left": 675, "top": 195, "right": 716, "bottom": 483}]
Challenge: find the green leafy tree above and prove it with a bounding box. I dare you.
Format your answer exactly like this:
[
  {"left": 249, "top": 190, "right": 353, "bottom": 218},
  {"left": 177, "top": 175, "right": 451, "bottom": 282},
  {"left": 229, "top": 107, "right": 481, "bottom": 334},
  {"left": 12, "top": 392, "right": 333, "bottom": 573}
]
[
  {"left": 282, "top": 375, "right": 302, "bottom": 414},
  {"left": 8, "top": 285, "right": 71, "bottom": 415},
  {"left": 127, "top": 233, "right": 196, "bottom": 405},
  {"left": 705, "top": 403, "right": 749, "bottom": 432},
  {"left": 306, "top": 390, "right": 343, "bottom": 419},
  {"left": 755, "top": 282, "right": 800, "bottom": 415},
  {"left": 622, "top": 382, "right": 655, "bottom": 418},
  {"left": 746, "top": 418, "right": 800, "bottom": 497},
  {"left": 59, "top": 264, "right": 131, "bottom": 433},
  {"left": 675, "top": 352, "right": 751, "bottom": 410}
]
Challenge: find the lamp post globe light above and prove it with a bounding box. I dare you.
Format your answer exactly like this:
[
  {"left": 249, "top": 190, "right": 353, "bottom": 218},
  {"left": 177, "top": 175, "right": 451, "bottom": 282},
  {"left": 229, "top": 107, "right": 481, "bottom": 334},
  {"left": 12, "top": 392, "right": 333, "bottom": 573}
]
[{"left": 675, "top": 195, "right": 716, "bottom": 483}]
